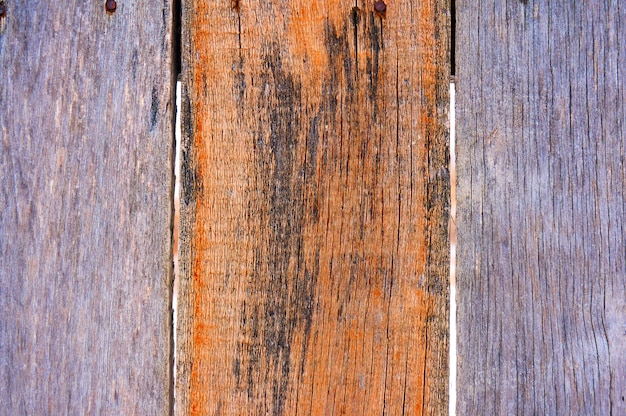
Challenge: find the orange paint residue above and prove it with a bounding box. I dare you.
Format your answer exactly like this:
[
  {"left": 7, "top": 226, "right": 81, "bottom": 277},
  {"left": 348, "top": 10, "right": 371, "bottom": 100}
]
[
  {"left": 286, "top": 1, "right": 330, "bottom": 79},
  {"left": 187, "top": 3, "right": 233, "bottom": 415}
]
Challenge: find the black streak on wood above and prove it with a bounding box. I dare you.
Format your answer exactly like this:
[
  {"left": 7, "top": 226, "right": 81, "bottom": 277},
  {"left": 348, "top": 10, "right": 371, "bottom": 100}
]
[
  {"left": 235, "top": 44, "right": 315, "bottom": 415},
  {"left": 180, "top": 84, "right": 199, "bottom": 207}
]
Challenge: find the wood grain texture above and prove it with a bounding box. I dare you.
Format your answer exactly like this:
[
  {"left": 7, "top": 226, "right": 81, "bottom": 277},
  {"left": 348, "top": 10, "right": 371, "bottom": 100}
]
[
  {"left": 0, "top": 1, "right": 175, "bottom": 414},
  {"left": 456, "top": 1, "right": 625, "bottom": 414},
  {"left": 177, "top": 0, "right": 450, "bottom": 414}
]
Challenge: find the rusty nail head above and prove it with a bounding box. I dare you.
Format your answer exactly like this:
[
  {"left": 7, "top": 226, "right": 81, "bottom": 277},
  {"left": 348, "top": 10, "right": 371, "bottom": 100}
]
[
  {"left": 374, "top": 0, "right": 386, "bottom": 15},
  {"left": 105, "top": 0, "right": 117, "bottom": 13},
  {"left": 0, "top": 2, "right": 6, "bottom": 19}
]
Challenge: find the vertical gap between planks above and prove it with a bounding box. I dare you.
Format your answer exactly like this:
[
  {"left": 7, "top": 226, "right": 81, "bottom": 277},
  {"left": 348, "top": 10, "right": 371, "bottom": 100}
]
[
  {"left": 449, "top": 0, "right": 457, "bottom": 409},
  {"left": 173, "top": 80, "right": 182, "bottom": 416},
  {"left": 449, "top": 81, "right": 457, "bottom": 416},
  {"left": 171, "top": 0, "right": 182, "bottom": 412},
  {"left": 450, "top": 0, "right": 456, "bottom": 77}
]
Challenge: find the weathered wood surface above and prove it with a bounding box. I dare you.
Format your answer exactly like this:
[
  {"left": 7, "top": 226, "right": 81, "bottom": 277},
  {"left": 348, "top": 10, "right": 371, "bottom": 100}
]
[
  {"left": 0, "top": 1, "right": 175, "bottom": 414},
  {"left": 177, "top": 0, "right": 450, "bottom": 414},
  {"left": 456, "top": 1, "right": 625, "bottom": 414}
]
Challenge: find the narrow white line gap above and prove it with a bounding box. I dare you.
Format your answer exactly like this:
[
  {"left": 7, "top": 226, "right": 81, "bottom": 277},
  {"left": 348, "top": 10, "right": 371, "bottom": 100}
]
[
  {"left": 173, "top": 79, "right": 181, "bottom": 414},
  {"left": 449, "top": 81, "right": 457, "bottom": 416}
]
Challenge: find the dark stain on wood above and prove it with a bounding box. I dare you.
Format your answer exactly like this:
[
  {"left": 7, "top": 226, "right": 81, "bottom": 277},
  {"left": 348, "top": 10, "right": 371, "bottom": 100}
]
[
  {"left": 234, "top": 57, "right": 246, "bottom": 110},
  {"left": 306, "top": 115, "right": 319, "bottom": 186},
  {"left": 150, "top": 86, "right": 159, "bottom": 131},
  {"left": 131, "top": 49, "right": 139, "bottom": 80},
  {"left": 350, "top": 6, "right": 361, "bottom": 76},
  {"left": 324, "top": 20, "right": 352, "bottom": 102},
  {"left": 367, "top": 11, "right": 382, "bottom": 116},
  {"left": 234, "top": 44, "right": 316, "bottom": 415},
  {"left": 179, "top": 84, "right": 198, "bottom": 206}
]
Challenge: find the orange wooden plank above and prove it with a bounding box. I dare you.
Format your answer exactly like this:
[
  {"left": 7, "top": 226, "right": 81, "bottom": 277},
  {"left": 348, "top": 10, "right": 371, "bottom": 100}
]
[{"left": 177, "top": 1, "right": 449, "bottom": 414}]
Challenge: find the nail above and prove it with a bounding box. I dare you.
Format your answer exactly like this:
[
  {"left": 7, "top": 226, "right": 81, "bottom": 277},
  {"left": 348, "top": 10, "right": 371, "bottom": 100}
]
[
  {"left": 105, "top": 0, "right": 117, "bottom": 14},
  {"left": 374, "top": 0, "right": 386, "bottom": 16}
]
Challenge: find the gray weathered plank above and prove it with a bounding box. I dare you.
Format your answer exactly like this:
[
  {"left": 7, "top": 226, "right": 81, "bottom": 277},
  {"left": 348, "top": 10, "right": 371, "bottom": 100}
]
[
  {"left": 0, "top": 1, "right": 175, "bottom": 414},
  {"left": 456, "top": 0, "right": 625, "bottom": 414}
]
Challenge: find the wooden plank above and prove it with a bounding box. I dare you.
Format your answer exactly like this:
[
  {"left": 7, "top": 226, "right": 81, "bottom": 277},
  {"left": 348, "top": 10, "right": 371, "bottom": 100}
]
[
  {"left": 177, "top": 0, "right": 450, "bottom": 414},
  {"left": 456, "top": 1, "right": 625, "bottom": 414},
  {"left": 0, "top": 1, "right": 175, "bottom": 414}
]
